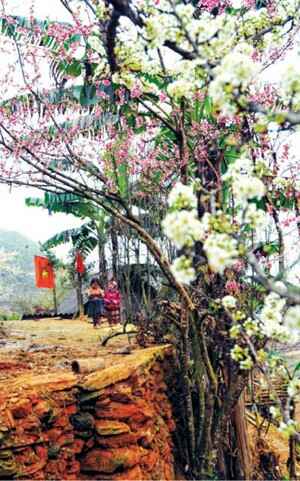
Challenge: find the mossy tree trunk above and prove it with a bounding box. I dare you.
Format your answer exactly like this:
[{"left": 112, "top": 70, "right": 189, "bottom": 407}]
[{"left": 169, "top": 304, "right": 252, "bottom": 480}]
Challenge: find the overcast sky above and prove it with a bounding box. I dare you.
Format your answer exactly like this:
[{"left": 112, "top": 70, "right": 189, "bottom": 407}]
[
  {"left": 0, "top": 185, "right": 82, "bottom": 242},
  {"left": 5, "top": 0, "right": 70, "bottom": 21}
]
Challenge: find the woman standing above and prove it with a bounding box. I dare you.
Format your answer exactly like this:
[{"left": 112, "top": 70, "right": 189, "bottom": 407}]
[
  {"left": 104, "top": 278, "right": 121, "bottom": 326},
  {"left": 85, "top": 278, "right": 105, "bottom": 328}
]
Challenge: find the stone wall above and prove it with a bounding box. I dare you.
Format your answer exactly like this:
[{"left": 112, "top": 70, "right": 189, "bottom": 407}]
[{"left": 0, "top": 346, "right": 175, "bottom": 480}]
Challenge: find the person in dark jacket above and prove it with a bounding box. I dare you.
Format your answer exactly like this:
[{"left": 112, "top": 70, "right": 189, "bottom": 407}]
[{"left": 85, "top": 278, "right": 105, "bottom": 328}]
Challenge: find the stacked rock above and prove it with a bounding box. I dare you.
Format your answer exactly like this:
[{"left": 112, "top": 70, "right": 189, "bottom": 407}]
[{"left": 0, "top": 346, "right": 175, "bottom": 480}]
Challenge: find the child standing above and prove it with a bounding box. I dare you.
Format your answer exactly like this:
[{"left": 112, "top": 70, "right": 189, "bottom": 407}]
[
  {"left": 85, "top": 278, "right": 105, "bottom": 328},
  {"left": 104, "top": 278, "right": 121, "bottom": 326}
]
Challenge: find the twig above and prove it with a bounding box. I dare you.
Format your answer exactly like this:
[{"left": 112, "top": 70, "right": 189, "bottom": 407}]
[{"left": 100, "top": 329, "right": 137, "bottom": 346}]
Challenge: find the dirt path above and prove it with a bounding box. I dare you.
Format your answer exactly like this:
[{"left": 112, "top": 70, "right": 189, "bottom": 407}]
[{"left": 0, "top": 319, "right": 136, "bottom": 388}]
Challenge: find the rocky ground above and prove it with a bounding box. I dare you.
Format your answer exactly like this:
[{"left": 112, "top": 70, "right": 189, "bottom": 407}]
[
  {"left": 0, "top": 319, "right": 298, "bottom": 480},
  {"left": 0, "top": 320, "right": 175, "bottom": 480}
]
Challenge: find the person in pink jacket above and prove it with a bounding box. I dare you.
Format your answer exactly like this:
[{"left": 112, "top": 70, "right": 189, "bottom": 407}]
[{"left": 104, "top": 278, "right": 121, "bottom": 326}]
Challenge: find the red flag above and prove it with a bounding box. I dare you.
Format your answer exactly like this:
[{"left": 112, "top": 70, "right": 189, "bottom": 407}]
[
  {"left": 75, "top": 252, "right": 85, "bottom": 274},
  {"left": 34, "top": 256, "right": 55, "bottom": 288}
]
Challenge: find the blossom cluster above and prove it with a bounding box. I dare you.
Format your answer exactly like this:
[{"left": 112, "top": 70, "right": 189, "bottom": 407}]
[
  {"left": 231, "top": 345, "right": 253, "bottom": 370},
  {"left": 260, "top": 292, "right": 288, "bottom": 339},
  {"left": 203, "top": 233, "right": 239, "bottom": 274},
  {"left": 163, "top": 182, "right": 202, "bottom": 283},
  {"left": 260, "top": 293, "right": 300, "bottom": 343},
  {"left": 163, "top": 181, "right": 245, "bottom": 280},
  {"left": 223, "top": 153, "right": 266, "bottom": 207}
]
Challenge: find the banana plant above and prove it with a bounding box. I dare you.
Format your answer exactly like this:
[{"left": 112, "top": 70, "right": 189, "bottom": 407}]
[
  {"left": 42, "top": 221, "right": 99, "bottom": 258},
  {"left": 25, "top": 193, "right": 109, "bottom": 277}
]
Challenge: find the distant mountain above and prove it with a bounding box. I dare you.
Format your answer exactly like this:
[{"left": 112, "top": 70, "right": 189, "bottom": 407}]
[{"left": 0, "top": 229, "right": 41, "bottom": 313}]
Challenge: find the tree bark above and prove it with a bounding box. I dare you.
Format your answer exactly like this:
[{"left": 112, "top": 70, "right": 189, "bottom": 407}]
[
  {"left": 110, "top": 218, "right": 119, "bottom": 279},
  {"left": 98, "top": 237, "right": 107, "bottom": 283},
  {"left": 233, "top": 396, "right": 252, "bottom": 480}
]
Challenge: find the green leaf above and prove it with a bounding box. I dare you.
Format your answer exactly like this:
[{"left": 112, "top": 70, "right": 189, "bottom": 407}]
[
  {"left": 225, "top": 7, "right": 235, "bottom": 14},
  {"left": 117, "top": 163, "right": 129, "bottom": 199},
  {"left": 126, "top": 114, "right": 136, "bottom": 129},
  {"left": 72, "top": 86, "right": 83, "bottom": 102},
  {"left": 262, "top": 242, "right": 280, "bottom": 255},
  {"left": 41, "top": 35, "right": 56, "bottom": 49},
  {"left": 25, "top": 197, "right": 45, "bottom": 208},
  {"left": 134, "top": 125, "right": 146, "bottom": 135},
  {"left": 191, "top": 99, "right": 203, "bottom": 123},
  {"left": 293, "top": 362, "right": 300, "bottom": 376},
  {"left": 139, "top": 72, "right": 166, "bottom": 90},
  {"left": 80, "top": 85, "right": 97, "bottom": 106},
  {"left": 42, "top": 221, "right": 99, "bottom": 257},
  {"left": 64, "top": 33, "right": 82, "bottom": 50},
  {"left": 26, "top": 192, "right": 97, "bottom": 219},
  {"left": 202, "top": 96, "right": 214, "bottom": 121},
  {"left": 59, "top": 60, "right": 82, "bottom": 78},
  {"left": 221, "top": 184, "right": 230, "bottom": 205},
  {"left": 252, "top": 197, "right": 267, "bottom": 211},
  {"left": 224, "top": 147, "right": 239, "bottom": 163},
  {"left": 152, "top": 171, "right": 162, "bottom": 185}
]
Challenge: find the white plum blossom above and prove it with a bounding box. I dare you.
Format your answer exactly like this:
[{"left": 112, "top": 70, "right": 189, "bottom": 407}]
[
  {"left": 222, "top": 295, "right": 237, "bottom": 309},
  {"left": 260, "top": 293, "right": 289, "bottom": 340},
  {"left": 73, "top": 45, "right": 86, "bottom": 61},
  {"left": 272, "top": 177, "right": 290, "bottom": 189},
  {"left": 189, "top": 12, "right": 222, "bottom": 44},
  {"left": 278, "top": 420, "right": 298, "bottom": 437},
  {"left": 112, "top": 71, "right": 136, "bottom": 89},
  {"left": 231, "top": 344, "right": 246, "bottom": 361},
  {"left": 281, "top": 60, "right": 300, "bottom": 110},
  {"left": 240, "top": 357, "right": 254, "bottom": 370},
  {"left": 294, "top": 179, "right": 300, "bottom": 192},
  {"left": 175, "top": 3, "right": 195, "bottom": 24},
  {"left": 162, "top": 210, "right": 206, "bottom": 248},
  {"left": 263, "top": 291, "right": 286, "bottom": 312},
  {"left": 223, "top": 154, "right": 254, "bottom": 180},
  {"left": 88, "top": 35, "right": 105, "bottom": 55},
  {"left": 209, "top": 43, "right": 259, "bottom": 111},
  {"left": 168, "top": 182, "right": 197, "bottom": 210},
  {"left": 222, "top": 155, "right": 266, "bottom": 206},
  {"left": 244, "top": 203, "right": 267, "bottom": 229},
  {"left": 231, "top": 345, "right": 253, "bottom": 369},
  {"left": 269, "top": 406, "right": 281, "bottom": 420},
  {"left": 199, "top": 212, "right": 212, "bottom": 232},
  {"left": 274, "top": 281, "right": 288, "bottom": 296},
  {"left": 243, "top": 317, "right": 260, "bottom": 336},
  {"left": 203, "top": 233, "right": 239, "bottom": 274},
  {"left": 145, "top": 16, "right": 168, "bottom": 48},
  {"left": 284, "top": 305, "right": 300, "bottom": 328},
  {"left": 241, "top": 7, "right": 271, "bottom": 38},
  {"left": 232, "top": 175, "right": 266, "bottom": 205},
  {"left": 230, "top": 324, "right": 241, "bottom": 338},
  {"left": 284, "top": 306, "right": 300, "bottom": 342},
  {"left": 287, "top": 378, "right": 300, "bottom": 399},
  {"left": 167, "top": 80, "right": 194, "bottom": 101},
  {"left": 171, "top": 256, "right": 196, "bottom": 284}
]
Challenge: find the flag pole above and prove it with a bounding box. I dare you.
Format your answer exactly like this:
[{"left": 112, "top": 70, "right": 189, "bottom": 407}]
[
  {"left": 53, "top": 286, "right": 57, "bottom": 316},
  {"left": 78, "top": 271, "right": 84, "bottom": 317}
]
